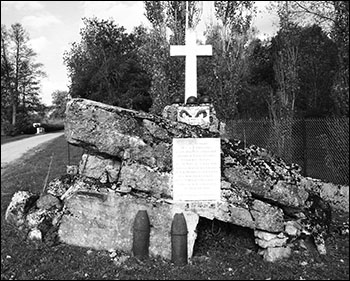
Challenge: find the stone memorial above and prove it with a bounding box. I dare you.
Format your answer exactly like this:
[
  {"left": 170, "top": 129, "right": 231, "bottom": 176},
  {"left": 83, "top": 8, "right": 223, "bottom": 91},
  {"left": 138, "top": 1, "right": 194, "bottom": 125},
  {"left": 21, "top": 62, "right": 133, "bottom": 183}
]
[
  {"left": 5, "top": 97, "right": 349, "bottom": 262},
  {"left": 5, "top": 5, "right": 349, "bottom": 265}
]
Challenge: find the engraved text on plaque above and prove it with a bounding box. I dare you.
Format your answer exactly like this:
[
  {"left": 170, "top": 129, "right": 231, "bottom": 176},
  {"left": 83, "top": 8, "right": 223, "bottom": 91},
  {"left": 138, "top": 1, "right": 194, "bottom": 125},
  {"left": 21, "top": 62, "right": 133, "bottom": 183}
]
[{"left": 173, "top": 138, "right": 221, "bottom": 201}]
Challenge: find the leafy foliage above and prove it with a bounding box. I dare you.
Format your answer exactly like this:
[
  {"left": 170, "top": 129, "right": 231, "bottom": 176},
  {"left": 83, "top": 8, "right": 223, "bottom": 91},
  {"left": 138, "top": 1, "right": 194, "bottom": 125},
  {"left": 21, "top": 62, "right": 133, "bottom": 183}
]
[
  {"left": 240, "top": 23, "right": 340, "bottom": 120},
  {"left": 197, "top": 1, "right": 257, "bottom": 120},
  {"left": 61, "top": 1, "right": 347, "bottom": 120},
  {"left": 141, "top": 1, "right": 203, "bottom": 114},
  {"left": 137, "top": 26, "right": 172, "bottom": 114},
  {"left": 1, "top": 23, "right": 46, "bottom": 135},
  {"left": 50, "top": 90, "right": 69, "bottom": 119},
  {"left": 63, "top": 18, "right": 152, "bottom": 112},
  {"left": 296, "top": 25, "right": 338, "bottom": 117},
  {"left": 270, "top": 22, "right": 301, "bottom": 121},
  {"left": 198, "top": 26, "right": 249, "bottom": 119},
  {"left": 270, "top": 1, "right": 349, "bottom": 116},
  {"left": 214, "top": 1, "right": 256, "bottom": 33}
]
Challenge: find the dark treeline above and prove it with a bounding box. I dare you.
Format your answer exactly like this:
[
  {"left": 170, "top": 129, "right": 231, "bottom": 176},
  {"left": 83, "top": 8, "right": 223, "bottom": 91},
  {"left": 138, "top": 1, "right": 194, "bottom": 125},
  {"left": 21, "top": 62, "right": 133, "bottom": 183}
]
[
  {"left": 63, "top": 1, "right": 348, "bottom": 120},
  {"left": 2, "top": 1, "right": 348, "bottom": 136}
]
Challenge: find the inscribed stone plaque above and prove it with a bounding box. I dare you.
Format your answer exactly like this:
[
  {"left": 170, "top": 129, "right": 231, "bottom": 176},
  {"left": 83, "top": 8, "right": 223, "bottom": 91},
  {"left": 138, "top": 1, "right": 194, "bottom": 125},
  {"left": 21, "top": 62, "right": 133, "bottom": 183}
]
[
  {"left": 177, "top": 106, "right": 210, "bottom": 127},
  {"left": 173, "top": 138, "right": 221, "bottom": 201}
]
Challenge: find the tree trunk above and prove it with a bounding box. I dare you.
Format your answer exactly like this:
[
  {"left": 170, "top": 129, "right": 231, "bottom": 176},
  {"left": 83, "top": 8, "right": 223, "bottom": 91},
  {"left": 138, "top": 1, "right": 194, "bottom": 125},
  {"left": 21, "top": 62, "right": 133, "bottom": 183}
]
[{"left": 12, "top": 102, "right": 16, "bottom": 126}]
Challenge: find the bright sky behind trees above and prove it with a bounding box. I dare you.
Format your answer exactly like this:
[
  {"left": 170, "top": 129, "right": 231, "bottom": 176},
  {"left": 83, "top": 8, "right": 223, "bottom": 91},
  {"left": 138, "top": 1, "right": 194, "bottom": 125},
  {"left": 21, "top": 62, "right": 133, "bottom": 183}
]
[{"left": 1, "top": 1, "right": 278, "bottom": 105}]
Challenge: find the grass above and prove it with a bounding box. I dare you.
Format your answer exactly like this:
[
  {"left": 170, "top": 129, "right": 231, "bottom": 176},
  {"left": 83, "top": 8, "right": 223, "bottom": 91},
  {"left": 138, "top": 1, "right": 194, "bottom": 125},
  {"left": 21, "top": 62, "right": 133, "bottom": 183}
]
[
  {"left": 1, "top": 134, "right": 36, "bottom": 145},
  {"left": 1, "top": 135, "right": 349, "bottom": 280}
]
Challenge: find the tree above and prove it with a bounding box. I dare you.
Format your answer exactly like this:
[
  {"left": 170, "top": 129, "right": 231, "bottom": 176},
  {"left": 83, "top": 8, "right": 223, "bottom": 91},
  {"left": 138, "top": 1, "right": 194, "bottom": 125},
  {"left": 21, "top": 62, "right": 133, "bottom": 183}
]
[
  {"left": 331, "top": 1, "right": 349, "bottom": 116},
  {"left": 63, "top": 17, "right": 152, "bottom": 111},
  {"left": 270, "top": 27, "right": 300, "bottom": 122},
  {"left": 141, "top": 1, "right": 203, "bottom": 114},
  {"left": 261, "top": 2, "right": 302, "bottom": 161},
  {"left": 50, "top": 90, "right": 69, "bottom": 119},
  {"left": 244, "top": 23, "right": 339, "bottom": 119},
  {"left": 1, "top": 23, "right": 46, "bottom": 135},
  {"left": 296, "top": 24, "right": 338, "bottom": 117},
  {"left": 144, "top": 1, "right": 202, "bottom": 42},
  {"left": 141, "top": 2, "right": 169, "bottom": 114},
  {"left": 197, "top": 1, "right": 257, "bottom": 120},
  {"left": 238, "top": 38, "right": 274, "bottom": 119},
  {"left": 270, "top": 1, "right": 349, "bottom": 116},
  {"left": 135, "top": 26, "right": 168, "bottom": 114},
  {"left": 214, "top": 1, "right": 255, "bottom": 33},
  {"left": 1, "top": 24, "right": 13, "bottom": 132},
  {"left": 142, "top": 1, "right": 258, "bottom": 117}
]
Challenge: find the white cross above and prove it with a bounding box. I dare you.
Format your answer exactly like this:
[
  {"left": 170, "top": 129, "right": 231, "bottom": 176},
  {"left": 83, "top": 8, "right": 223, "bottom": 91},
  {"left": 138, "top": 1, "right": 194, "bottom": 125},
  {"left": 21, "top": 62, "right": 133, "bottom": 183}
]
[{"left": 170, "top": 28, "right": 212, "bottom": 103}]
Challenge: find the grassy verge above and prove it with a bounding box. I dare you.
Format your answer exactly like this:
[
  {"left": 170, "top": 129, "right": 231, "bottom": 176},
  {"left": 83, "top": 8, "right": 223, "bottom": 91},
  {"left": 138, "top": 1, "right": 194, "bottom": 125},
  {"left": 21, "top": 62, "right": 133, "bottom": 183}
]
[
  {"left": 1, "top": 134, "right": 36, "bottom": 145},
  {"left": 1, "top": 135, "right": 349, "bottom": 280}
]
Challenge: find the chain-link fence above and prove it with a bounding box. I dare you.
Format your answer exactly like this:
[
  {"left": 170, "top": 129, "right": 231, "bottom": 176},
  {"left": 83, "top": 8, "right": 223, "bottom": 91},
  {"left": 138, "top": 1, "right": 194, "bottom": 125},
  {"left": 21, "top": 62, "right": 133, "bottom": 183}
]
[{"left": 225, "top": 118, "right": 349, "bottom": 185}]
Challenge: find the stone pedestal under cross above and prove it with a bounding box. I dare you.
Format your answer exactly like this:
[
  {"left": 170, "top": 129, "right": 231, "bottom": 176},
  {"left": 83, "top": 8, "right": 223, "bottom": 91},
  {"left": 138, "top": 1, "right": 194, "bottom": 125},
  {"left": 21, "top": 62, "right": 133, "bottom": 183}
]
[{"left": 170, "top": 28, "right": 212, "bottom": 103}]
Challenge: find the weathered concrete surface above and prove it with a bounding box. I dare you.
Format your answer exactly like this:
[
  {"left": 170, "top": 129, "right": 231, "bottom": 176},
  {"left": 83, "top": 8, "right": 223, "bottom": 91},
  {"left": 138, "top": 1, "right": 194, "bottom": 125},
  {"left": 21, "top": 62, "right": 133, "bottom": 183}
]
[
  {"left": 56, "top": 184, "right": 283, "bottom": 259},
  {"left": 301, "top": 177, "right": 349, "bottom": 212},
  {"left": 61, "top": 98, "right": 340, "bottom": 261},
  {"left": 58, "top": 189, "right": 199, "bottom": 260},
  {"left": 118, "top": 162, "right": 172, "bottom": 198},
  {"left": 65, "top": 98, "right": 212, "bottom": 172},
  {"left": 162, "top": 103, "right": 227, "bottom": 136},
  {"left": 6, "top": 98, "right": 347, "bottom": 263},
  {"left": 79, "top": 153, "right": 121, "bottom": 183},
  {"left": 65, "top": 98, "right": 309, "bottom": 210},
  {"left": 221, "top": 143, "right": 309, "bottom": 208}
]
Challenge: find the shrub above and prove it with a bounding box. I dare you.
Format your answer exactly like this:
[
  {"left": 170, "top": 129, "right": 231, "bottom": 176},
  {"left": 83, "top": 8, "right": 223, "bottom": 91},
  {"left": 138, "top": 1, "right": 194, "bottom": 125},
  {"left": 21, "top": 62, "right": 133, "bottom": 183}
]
[
  {"left": 2, "top": 122, "right": 17, "bottom": 136},
  {"left": 40, "top": 123, "right": 64, "bottom": 133}
]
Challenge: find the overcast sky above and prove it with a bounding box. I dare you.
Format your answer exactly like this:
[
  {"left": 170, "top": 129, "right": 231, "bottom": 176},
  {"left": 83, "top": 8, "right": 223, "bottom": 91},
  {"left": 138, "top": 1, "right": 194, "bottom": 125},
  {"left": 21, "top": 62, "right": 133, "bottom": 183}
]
[{"left": 1, "top": 1, "right": 278, "bottom": 106}]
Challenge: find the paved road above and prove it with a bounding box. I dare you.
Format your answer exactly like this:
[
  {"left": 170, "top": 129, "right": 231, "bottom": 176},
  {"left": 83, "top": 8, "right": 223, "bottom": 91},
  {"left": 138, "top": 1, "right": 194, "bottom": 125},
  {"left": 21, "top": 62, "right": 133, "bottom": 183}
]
[{"left": 1, "top": 131, "right": 64, "bottom": 168}]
